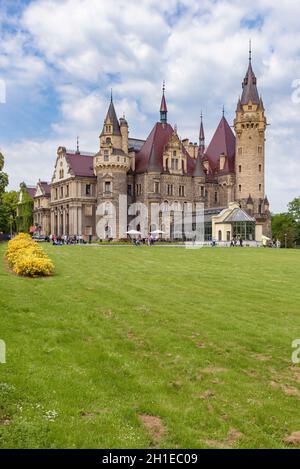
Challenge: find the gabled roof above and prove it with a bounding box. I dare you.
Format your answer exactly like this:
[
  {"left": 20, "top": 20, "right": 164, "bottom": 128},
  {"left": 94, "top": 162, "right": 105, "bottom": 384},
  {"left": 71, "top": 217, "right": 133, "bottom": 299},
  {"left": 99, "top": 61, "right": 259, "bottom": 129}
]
[
  {"left": 135, "top": 122, "right": 196, "bottom": 175},
  {"left": 204, "top": 116, "right": 235, "bottom": 173},
  {"left": 38, "top": 181, "right": 51, "bottom": 196},
  {"left": 27, "top": 186, "right": 36, "bottom": 199},
  {"left": 135, "top": 122, "right": 174, "bottom": 173},
  {"left": 65, "top": 152, "right": 95, "bottom": 178},
  {"left": 224, "top": 207, "right": 255, "bottom": 223}
]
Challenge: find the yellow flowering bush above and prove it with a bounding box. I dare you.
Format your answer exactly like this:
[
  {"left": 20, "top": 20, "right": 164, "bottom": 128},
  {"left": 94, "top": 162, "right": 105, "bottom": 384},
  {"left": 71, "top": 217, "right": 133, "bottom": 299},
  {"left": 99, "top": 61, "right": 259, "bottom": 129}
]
[{"left": 6, "top": 233, "right": 54, "bottom": 277}]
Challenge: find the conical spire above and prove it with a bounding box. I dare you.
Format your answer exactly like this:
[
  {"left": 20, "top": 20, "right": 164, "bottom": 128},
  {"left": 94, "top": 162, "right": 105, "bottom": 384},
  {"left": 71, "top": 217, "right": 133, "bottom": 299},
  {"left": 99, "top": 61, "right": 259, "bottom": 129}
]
[
  {"left": 75, "top": 136, "right": 80, "bottom": 154},
  {"left": 199, "top": 112, "right": 205, "bottom": 155},
  {"left": 102, "top": 92, "right": 121, "bottom": 136},
  {"left": 160, "top": 81, "right": 167, "bottom": 123},
  {"left": 241, "top": 43, "right": 260, "bottom": 105}
]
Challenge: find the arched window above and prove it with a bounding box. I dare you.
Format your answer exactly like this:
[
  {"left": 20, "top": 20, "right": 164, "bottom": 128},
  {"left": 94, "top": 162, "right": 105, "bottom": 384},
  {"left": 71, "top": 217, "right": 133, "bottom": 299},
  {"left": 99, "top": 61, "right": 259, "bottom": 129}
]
[{"left": 105, "top": 137, "right": 111, "bottom": 144}]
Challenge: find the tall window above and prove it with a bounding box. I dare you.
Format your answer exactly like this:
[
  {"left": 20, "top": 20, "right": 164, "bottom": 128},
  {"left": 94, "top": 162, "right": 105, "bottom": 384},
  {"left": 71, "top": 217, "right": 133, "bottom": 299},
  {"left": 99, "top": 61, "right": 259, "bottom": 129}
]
[
  {"left": 259, "top": 184, "right": 262, "bottom": 191},
  {"left": 104, "top": 150, "right": 109, "bottom": 161},
  {"left": 214, "top": 192, "right": 218, "bottom": 203},
  {"left": 259, "top": 164, "right": 262, "bottom": 172},
  {"left": 179, "top": 185, "right": 185, "bottom": 197},
  {"left": 86, "top": 184, "right": 91, "bottom": 196},
  {"left": 239, "top": 165, "right": 242, "bottom": 173},
  {"left": 65, "top": 185, "right": 69, "bottom": 197},
  {"left": 127, "top": 184, "right": 132, "bottom": 196},
  {"left": 239, "top": 184, "right": 242, "bottom": 192},
  {"left": 105, "top": 181, "right": 111, "bottom": 193},
  {"left": 171, "top": 159, "right": 178, "bottom": 170},
  {"left": 167, "top": 184, "right": 173, "bottom": 196},
  {"left": 154, "top": 181, "right": 160, "bottom": 193}
]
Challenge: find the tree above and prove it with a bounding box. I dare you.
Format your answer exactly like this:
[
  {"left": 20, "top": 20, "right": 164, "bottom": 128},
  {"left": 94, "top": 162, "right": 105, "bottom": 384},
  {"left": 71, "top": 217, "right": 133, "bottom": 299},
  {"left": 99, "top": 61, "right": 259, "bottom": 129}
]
[
  {"left": 271, "top": 213, "right": 297, "bottom": 248},
  {"left": 288, "top": 196, "right": 300, "bottom": 223},
  {"left": 0, "top": 152, "right": 9, "bottom": 233},
  {"left": 2, "top": 191, "right": 18, "bottom": 234},
  {"left": 16, "top": 183, "right": 33, "bottom": 233}
]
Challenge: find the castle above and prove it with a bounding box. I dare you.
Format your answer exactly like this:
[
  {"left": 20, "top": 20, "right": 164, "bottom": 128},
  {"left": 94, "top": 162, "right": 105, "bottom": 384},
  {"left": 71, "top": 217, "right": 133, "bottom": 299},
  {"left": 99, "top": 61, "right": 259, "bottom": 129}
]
[{"left": 29, "top": 49, "right": 270, "bottom": 242}]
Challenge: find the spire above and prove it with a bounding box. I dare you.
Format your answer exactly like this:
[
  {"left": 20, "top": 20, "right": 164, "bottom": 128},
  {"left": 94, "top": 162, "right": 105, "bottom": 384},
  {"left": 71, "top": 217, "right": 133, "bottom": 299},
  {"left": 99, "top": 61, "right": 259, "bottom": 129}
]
[
  {"left": 199, "top": 112, "right": 205, "bottom": 156},
  {"left": 193, "top": 152, "right": 206, "bottom": 178},
  {"left": 101, "top": 93, "right": 121, "bottom": 136},
  {"left": 76, "top": 136, "right": 80, "bottom": 154},
  {"left": 241, "top": 42, "right": 260, "bottom": 105},
  {"left": 249, "top": 38, "right": 252, "bottom": 64},
  {"left": 222, "top": 105, "right": 225, "bottom": 117},
  {"left": 160, "top": 81, "right": 167, "bottom": 123},
  {"left": 110, "top": 88, "right": 113, "bottom": 102}
]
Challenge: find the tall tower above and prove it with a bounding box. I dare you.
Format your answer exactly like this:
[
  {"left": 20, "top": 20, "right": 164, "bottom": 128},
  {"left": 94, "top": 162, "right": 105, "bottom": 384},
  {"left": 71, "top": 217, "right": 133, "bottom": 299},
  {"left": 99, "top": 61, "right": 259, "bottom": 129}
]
[
  {"left": 234, "top": 44, "right": 267, "bottom": 216},
  {"left": 94, "top": 94, "right": 130, "bottom": 239}
]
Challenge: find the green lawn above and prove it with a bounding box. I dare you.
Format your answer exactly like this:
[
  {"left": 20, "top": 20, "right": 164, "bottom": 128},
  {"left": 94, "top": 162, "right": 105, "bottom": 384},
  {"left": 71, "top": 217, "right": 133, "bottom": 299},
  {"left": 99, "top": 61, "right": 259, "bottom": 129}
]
[{"left": 0, "top": 243, "right": 300, "bottom": 448}]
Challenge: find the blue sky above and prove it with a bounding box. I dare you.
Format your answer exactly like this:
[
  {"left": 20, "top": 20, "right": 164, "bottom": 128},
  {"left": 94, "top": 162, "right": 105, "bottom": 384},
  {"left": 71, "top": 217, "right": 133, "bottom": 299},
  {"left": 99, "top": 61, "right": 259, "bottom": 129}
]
[{"left": 1, "top": 0, "right": 300, "bottom": 212}]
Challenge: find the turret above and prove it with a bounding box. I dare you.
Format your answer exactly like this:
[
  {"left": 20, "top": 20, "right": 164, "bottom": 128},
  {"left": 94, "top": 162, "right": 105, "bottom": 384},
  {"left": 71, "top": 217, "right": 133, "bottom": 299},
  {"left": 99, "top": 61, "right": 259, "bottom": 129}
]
[
  {"left": 234, "top": 43, "right": 267, "bottom": 215},
  {"left": 119, "top": 115, "right": 128, "bottom": 155}
]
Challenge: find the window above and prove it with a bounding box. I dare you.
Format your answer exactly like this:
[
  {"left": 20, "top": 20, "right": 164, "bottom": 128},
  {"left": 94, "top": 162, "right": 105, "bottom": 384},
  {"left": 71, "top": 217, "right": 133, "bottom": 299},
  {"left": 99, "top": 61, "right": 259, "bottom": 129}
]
[
  {"left": 239, "top": 185, "right": 242, "bottom": 192},
  {"left": 173, "top": 151, "right": 176, "bottom": 156},
  {"left": 171, "top": 159, "right": 178, "bottom": 170},
  {"left": 105, "top": 181, "right": 111, "bottom": 193},
  {"left": 239, "top": 165, "right": 242, "bottom": 173},
  {"left": 104, "top": 150, "right": 109, "bottom": 161},
  {"left": 105, "top": 125, "right": 111, "bottom": 133},
  {"left": 136, "top": 184, "right": 142, "bottom": 195},
  {"left": 127, "top": 184, "right": 132, "bottom": 196},
  {"left": 258, "top": 146, "right": 262, "bottom": 155},
  {"left": 60, "top": 186, "right": 63, "bottom": 198},
  {"left": 105, "top": 137, "right": 111, "bottom": 144},
  {"left": 200, "top": 186, "right": 204, "bottom": 197},
  {"left": 214, "top": 192, "right": 218, "bottom": 203},
  {"left": 85, "top": 184, "right": 91, "bottom": 196},
  {"left": 65, "top": 185, "right": 69, "bottom": 197},
  {"left": 179, "top": 185, "right": 185, "bottom": 197},
  {"left": 55, "top": 188, "right": 58, "bottom": 200},
  {"left": 59, "top": 169, "right": 64, "bottom": 179},
  {"left": 167, "top": 184, "right": 173, "bottom": 196},
  {"left": 259, "top": 164, "right": 262, "bottom": 173},
  {"left": 259, "top": 184, "right": 262, "bottom": 191},
  {"left": 232, "top": 221, "right": 255, "bottom": 241},
  {"left": 238, "top": 147, "right": 243, "bottom": 156},
  {"left": 154, "top": 181, "right": 160, "bottom": 193}
]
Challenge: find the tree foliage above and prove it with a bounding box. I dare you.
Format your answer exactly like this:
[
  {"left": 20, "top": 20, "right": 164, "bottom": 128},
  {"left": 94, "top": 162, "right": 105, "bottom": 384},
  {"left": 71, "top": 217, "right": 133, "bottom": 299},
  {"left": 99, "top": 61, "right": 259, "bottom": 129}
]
[{"left": 16, "top": 183, "right": 33, "bottom": 233}]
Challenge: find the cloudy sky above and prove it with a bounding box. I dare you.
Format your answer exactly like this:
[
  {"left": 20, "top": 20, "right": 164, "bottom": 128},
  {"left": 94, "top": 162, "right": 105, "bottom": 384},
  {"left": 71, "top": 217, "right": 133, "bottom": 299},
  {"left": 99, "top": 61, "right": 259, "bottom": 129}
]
[{"left": 0, "top": 0, "right": 300, "bottom": 212}]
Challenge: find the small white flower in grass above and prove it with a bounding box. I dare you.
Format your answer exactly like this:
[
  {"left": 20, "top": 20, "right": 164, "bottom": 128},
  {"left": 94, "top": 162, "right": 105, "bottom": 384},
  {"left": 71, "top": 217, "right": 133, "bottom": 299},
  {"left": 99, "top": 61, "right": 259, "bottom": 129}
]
[{"left": 44, "top": 410, "right": 58, "bottom": 421}]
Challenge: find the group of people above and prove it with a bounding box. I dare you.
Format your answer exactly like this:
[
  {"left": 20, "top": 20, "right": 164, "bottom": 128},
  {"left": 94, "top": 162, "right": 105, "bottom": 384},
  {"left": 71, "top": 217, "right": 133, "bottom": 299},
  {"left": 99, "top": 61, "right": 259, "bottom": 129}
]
[
  {"left": 50, "top": 234, "right": 87, "bottom": 245},
  {"left": 132, "top": 234, "right": 156, "bottom": 246},
  {"left": 230, "top": 237, "right": 244, "bottom": 247}
]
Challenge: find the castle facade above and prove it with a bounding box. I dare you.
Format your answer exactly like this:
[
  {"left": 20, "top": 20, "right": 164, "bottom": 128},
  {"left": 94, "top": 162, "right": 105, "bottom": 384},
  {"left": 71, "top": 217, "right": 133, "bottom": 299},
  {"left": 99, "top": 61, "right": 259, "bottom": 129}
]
[{"left": 30, "top": 51, "right": 271, "bottom": 242}]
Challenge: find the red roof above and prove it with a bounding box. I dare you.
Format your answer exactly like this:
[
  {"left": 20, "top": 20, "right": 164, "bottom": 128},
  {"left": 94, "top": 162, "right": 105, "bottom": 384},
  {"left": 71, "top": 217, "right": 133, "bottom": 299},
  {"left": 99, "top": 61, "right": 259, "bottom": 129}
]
[
  {"left": 66, "top": 152, "right": 95, "bottom": 177},
  {"left": 135, "top": 122, "right": 174, "bottom": 173},
  {"left": 135, "top": 122, "right": 196, "bottom": 175},
  {"left": 39, "top": 181, "right": 51, "bottom": 196},
  {"left": 27, "top": 187, "right": 36, "bottom": 199},
  {"left": 204, "top": 116, "right": 235, "bottom": 174}
]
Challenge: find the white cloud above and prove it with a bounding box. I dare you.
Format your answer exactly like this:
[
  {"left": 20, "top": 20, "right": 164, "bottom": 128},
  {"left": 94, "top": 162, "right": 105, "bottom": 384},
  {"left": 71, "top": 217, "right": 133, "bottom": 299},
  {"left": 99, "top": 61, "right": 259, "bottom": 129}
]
[{"left": 1, "top": 0, "right": 300, "bottom": 211}]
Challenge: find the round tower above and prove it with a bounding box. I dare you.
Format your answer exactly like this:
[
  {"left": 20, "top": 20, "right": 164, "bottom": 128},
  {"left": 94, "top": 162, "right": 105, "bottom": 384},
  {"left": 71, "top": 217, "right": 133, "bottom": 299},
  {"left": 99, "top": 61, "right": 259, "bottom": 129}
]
[{"left": 94, "top": 95, "right": 130, "bottom": 240}]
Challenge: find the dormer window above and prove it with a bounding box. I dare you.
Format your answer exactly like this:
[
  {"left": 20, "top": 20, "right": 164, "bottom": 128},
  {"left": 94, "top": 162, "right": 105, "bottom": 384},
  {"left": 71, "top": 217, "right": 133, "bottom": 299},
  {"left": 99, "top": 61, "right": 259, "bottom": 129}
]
[{"left": 105, "top": 125, "right": 112, "bottom": 133}]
